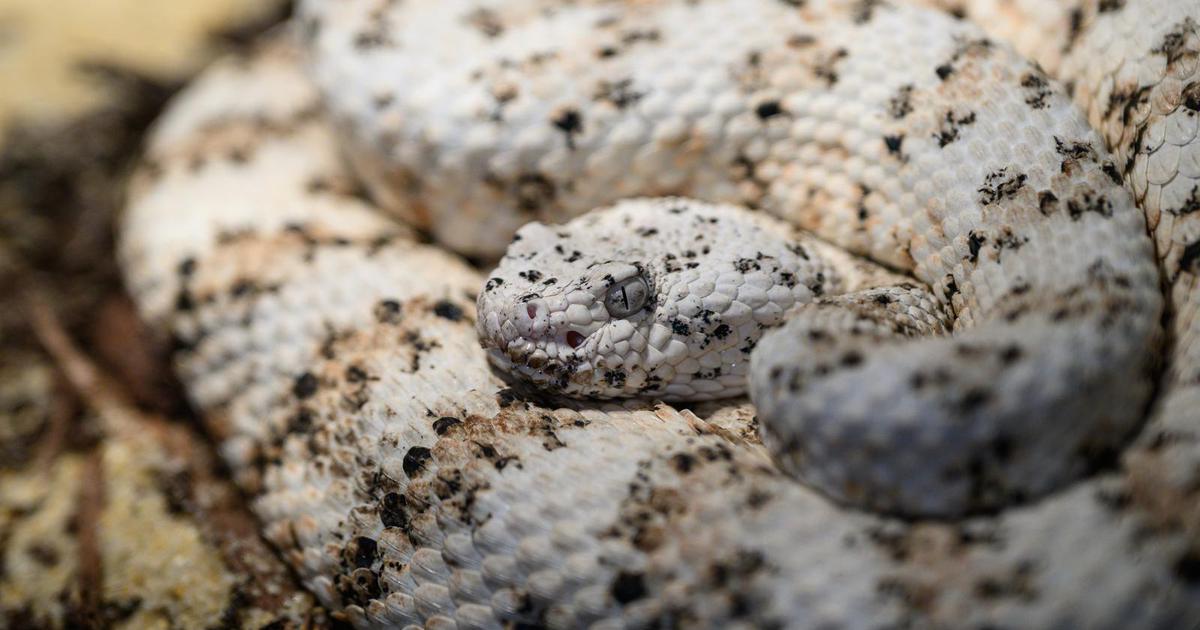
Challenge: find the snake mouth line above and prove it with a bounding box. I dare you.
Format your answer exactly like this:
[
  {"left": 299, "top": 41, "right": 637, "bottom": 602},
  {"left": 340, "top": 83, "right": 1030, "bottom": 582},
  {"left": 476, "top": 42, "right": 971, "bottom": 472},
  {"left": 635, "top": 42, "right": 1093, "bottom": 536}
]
[
  {"left": 483, "top": 320, "right": 593, "bottom": 371},
  {"left": 485, "top": 346, "right": 591, "bottom": 391}
]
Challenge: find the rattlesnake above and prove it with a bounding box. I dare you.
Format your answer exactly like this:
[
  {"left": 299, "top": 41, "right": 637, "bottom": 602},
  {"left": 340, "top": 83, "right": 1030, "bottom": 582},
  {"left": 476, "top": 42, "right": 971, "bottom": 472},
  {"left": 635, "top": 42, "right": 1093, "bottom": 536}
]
[{"left": 119, "top": 0, "right": 1200, "bottom": 628}]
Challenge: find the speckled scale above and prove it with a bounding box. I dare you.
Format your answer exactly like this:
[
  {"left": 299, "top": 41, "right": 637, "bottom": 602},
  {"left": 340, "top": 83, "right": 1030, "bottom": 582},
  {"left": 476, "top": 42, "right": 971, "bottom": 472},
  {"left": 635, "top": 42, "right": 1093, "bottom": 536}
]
[
  {"left": 1052, "top": 1, "right": 1200, "bottom": 454},
  {"left": 925, "top": 0, "right": 1200, "bottom": 599},
  {"left": 921, "top": 0, "right": 1200, "bottom": 454},
  {"left": 116, "top": 7, "right": 1200, "bottom": 630},
  {"left": 437, "top": 0, "right": 1165, "bottom": 516},
  {"left": 477, "top": 198, "right": 868, "bottom": 401}
]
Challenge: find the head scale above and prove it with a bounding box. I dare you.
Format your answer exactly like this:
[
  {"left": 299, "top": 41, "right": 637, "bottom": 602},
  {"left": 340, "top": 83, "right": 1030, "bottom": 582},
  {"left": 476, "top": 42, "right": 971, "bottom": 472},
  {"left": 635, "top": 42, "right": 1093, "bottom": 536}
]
[{"left": 476, "top": 197, "right": 817, "bottom": 400}]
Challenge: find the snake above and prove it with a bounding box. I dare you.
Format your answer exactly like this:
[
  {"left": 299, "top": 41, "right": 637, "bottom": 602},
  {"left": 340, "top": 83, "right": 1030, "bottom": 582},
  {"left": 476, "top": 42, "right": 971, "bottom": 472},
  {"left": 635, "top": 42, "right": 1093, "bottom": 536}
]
[{"left": 117, "top": 0, "right": 1200, "bottom": 628}]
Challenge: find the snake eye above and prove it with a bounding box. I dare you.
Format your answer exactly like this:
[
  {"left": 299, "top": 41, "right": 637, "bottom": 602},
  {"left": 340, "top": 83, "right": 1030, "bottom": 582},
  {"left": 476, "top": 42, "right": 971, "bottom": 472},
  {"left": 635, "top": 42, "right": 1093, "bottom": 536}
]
[{"left": 604, "top": 275, "right": 650, "bottom": 318}]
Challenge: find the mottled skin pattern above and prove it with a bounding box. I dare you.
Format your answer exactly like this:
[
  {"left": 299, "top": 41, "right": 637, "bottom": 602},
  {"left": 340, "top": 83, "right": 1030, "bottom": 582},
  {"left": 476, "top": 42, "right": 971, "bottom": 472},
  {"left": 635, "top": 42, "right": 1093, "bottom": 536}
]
[
  {"left": 439, "top": 0, "right": 1163, "bottom": 517},
  {"left": 918, "top": 1, "right": 1200, "bottom": 612},
  {"left": 116, "top": 2, "right": 1200, "bottom": 630},
  {"left": 920, "top": 0, "right": 1200, "bottom": 468},
  {"left": 477, "top": 198, "right": 943, "bottom": 401}
]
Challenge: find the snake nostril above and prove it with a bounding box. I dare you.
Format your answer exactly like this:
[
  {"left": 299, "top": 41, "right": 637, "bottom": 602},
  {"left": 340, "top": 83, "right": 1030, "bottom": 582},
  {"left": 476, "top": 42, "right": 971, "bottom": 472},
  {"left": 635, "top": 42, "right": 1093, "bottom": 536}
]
[
  {"left": 566, "top": 330, "right": 586, "bottom": 348},
  {"left": 526, "top": 304, "right": 538, "bottom": 320}
]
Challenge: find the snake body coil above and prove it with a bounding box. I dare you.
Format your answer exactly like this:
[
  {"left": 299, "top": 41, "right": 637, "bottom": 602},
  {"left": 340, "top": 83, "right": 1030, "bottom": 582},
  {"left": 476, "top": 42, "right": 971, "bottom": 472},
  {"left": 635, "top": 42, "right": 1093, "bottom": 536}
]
[{"left": 119, "top": 1, "right": 1200, "bottom": 628}]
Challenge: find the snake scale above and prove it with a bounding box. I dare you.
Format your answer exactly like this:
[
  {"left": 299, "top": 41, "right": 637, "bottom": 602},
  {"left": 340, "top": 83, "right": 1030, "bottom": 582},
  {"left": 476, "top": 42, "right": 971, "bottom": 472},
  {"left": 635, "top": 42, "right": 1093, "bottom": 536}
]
[{"left": 118, "top": 0, "right": 1200, "bottom": 628}]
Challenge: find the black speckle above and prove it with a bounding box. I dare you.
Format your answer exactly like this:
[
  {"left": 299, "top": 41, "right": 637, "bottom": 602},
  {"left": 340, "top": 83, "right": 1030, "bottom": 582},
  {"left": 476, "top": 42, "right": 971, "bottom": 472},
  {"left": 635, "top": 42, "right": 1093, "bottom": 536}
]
[
  {"left": 883, "top": 134, "right": 904, "bottom": 156},
  {"left": 433, "top": 300, "right": 464, "bottom": 321},
  {"left": 1066, "top": 191, "right": 1113, "bottom": 220},
  {"left": 671, "top": 318, "right": 691, "bottom": 336},
  {"left": 1053, "top": 136, "right": 1095, "bottom": 170},
  {"left": 808, "top": 272, "right": 826, "bottom": 296},
  {"left": 552, "top": 109, "right": 584, "bottom": 149},
  {"left": 994, "top": 229, "right": 1027, "bottom": 258},
  {"left": 671, "top": 452, "right": 695, "bottom": 474},
  {"left": 1180, "top": 239, "right": 1200, "bottom": 274},
  {"left": 594, "top": 78, "right": 644, "bottom": 108},
  {"left": 610, "top": 571, "right": 648, "bottom": 604},
  {"left": 374, "top": 299, "right": 403, "bottom": 324},
  {"left": 380, "top": 492, "right": 408, "bottom": 529},
  {"left": 788, "top": 243, "right": 810, "bottom": 260},
  {"left": 293, "top": 372, "right": 319, "bottom": 399},
  {"left": 1038, "top": 191, "right": 1059, "bottom": 215},
  {"left": 1168, "top": 185, "right": 1200, "bottom": 217},
  {"left": 943, "top": 275, "right": 960, "bottom": 301},
  {"left": 977, "top": 168, "right": 1027, "bottom": 205},
  {"left": 814, "top": 48, "right": 848, "bottom": 86},
  {"left": 888, "top": 85, "right": 913, "bottom": 119},
  {"left": 433, "top": 416, "right": 461, "bottom": 435},
  {"left": 712, "top": 324, "right": 732, "bottom": 339},
  {"left": 402, "top": 446, "right": 433, "bottom": 478},
  {"left": 967, "top": 232, "right": 986, "bottom": 263},
  {"left": 1020, "top": 71, "right": 1052, "bottom": 109},
  {"left": 1183, "top": 81, "right": 1200, "bottom": 112},
  {"left": 345, "top": 365, "right": 370, "bottom": 383},
  {"left": 1102, "top": 161, "right": 1123, "bottom": 186},
  {"left": 935, "top": 64, "right": 953, "bottom": 80},
  {"left": 755, "top": 100, "right": 784, "bottom": 119},
  {"left": 352, "top": 537, "right": 377, "bottom": 568},
  {"left": 734, "top": 258, "right": 761, "bottom": 272},
  {"left": 999, "top": 345, "right": 1023, "bottom": 365},
  {"left": 934, "top": 110, "right": 976, "bottom": 147},
  {"left": 1154, "top": 18, "right": 1196, "bottom": 66},
  {"left": 518, "top": 269, "right": 544, "bottom": 282}
]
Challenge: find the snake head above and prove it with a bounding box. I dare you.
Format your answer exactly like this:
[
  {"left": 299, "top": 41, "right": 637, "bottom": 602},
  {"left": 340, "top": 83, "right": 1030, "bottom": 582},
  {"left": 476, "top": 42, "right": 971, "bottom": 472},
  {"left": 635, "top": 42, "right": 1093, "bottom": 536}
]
[{"left": 476, "top": 198, "right": 814, "bottom": 400}]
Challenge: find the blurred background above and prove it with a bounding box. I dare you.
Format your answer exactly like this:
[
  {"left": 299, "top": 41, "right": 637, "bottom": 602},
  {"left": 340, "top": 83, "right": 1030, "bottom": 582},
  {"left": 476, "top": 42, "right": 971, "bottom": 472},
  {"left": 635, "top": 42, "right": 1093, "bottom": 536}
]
[{"left": 0, "top": 1, "right": 349, "bottom": 627}]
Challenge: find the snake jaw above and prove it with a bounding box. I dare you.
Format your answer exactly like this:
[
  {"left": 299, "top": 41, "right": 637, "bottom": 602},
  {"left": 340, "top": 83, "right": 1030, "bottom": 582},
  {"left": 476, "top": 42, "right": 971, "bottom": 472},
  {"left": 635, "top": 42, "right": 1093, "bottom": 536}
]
[
  {"left": 483, "top": 338, "right": 595, "bottom": 395},
  {"left": 478, "top": 296, "right": 602, "bottom": 391}
]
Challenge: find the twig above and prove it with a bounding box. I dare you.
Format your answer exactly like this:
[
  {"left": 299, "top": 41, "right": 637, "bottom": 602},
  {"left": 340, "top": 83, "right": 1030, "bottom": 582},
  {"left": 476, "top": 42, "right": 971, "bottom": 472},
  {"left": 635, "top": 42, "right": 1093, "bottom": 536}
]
[
  {"left": 24, "top": 287, "right": 154, "bottom": 437},
  {"left": 74, "top": 448, "right": 106, "bottom": 629},
  {"left": 33, "top": 372, "right": 79, "bottom": 470}
]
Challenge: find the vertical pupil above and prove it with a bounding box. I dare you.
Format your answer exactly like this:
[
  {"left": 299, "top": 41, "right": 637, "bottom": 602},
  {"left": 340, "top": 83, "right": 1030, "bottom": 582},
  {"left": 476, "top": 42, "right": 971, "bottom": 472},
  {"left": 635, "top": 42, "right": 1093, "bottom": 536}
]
[{"left": 620, "top": 286, "right": 629, "bottom": 308}]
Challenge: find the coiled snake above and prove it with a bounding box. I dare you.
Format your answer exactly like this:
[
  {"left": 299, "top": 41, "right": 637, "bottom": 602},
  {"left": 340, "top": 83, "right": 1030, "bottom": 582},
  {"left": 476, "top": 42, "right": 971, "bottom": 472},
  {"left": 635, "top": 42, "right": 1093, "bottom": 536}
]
[{"left": 119, "top": 0, "right": 1200, "bottom": 627}]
